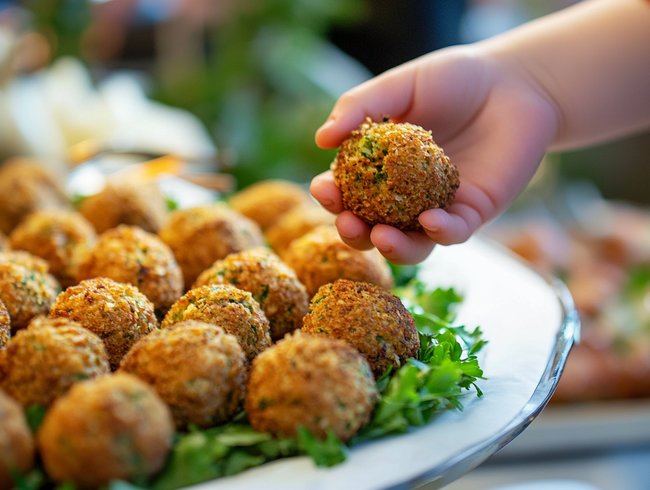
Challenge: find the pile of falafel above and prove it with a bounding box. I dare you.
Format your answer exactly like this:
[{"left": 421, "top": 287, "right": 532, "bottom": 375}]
[{"left": 0, "top": 153, "right": 427, "bottom": 488}]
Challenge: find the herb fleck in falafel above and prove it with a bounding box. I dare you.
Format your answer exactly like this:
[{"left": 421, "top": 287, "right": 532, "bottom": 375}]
[
  {"left": 302, "top": 279, "right": 419, "bottom": 377},
  {"left": 162, "top": 284, "right": 271, "bottom": 363},
  {"left": 0, "top": 390, "right": 34, "bottom": 488},
  {"left": 38, "top": 373, "right": 173, "bottom": 488},
  {"left": 282, "top": 225, "right": 393, "bottom": 297},
  {"left": 193, "top": 247, "right": 308, "bottom": 340},
  {"left": 245, "top": 332, "right": 378, "bottom": 442},
  {"left": 120, "top": 320, "right": 247, "bottom": 428},
  {"left": 332, "top": 118, "right": 459, "bottom": 230}
]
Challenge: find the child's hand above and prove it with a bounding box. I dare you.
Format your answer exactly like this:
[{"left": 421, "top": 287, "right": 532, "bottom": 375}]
[{"left": 310, "top": 45, "right": 559, "bottom": 264}]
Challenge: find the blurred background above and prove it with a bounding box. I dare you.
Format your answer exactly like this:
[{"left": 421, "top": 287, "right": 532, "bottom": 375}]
[{"left": 1, "top": 1, "right": 649, "bottom": 489}]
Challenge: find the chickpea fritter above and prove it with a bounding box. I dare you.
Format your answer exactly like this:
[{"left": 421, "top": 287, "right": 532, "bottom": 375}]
[
  {"left": 229, "top": 179, "right": 311, "bottom": 230},
  {"left": 265, "top": 203, "right": 335, "bottom": 256},
  {"left": 302, "top": 279, "right": 419, "bottom": 377},
  {"left": 9, "top": 210, "right": 96, "bottom": 287},
  {"left": 120, "top": 320, "right": 247, "bottom": 428},
  {"left": 0, "top": 390, "right": 34, "bottom": 488},
  {"left": 283, "top": 225, "right": 393, "bottom": 297},
  {"left": 245, "top": 332, "right": 378, "bottom": 442},
  {"left": 77, "top": 225, "right": 183, "bottom": 312},
  {"left": 0, "top": 233, "right": 7, "bottom": 251},
  {"left": 50, "top": 277, "right": 157, "bottom": 369},
  {"left": 80, "top": 179, "right": 168, "bottom": 234},
  {"left": 0, "top": 299, "right": 9, "bottom": 349},
  {"left": 162, "top": 284, "right": 271, "bottom": 363},
  {"left": 38, "top": 373, "right": 173, "bottom": 488},
  {"left": 332, "top": 118, "right": 459, "bottom": 230},
  {"left": 194, "top": 247, "right": 308, "bottom": 340},
  {"left": 1, "top": 317, "right": 110, "bottom": 407},
  {"left": 160, "top": 204, "right": 264, "bottom": 288},
  {"left": 0, "top": 257, "right": 60, "bottom": 332}
]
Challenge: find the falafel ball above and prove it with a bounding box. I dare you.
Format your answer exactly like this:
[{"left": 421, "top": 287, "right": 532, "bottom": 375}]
[
  {"left": 80, "top": 179, "right": 168, "bottom": 234},
  {"left": 193, "top": 247, "right": 308, "bottom": 340},
  {"left": 38, "top": 373, "right": 173, "bottom": 488},
  {"left": 283, "top": 225, "right": 393, "bottom": 297},
  {"left": 0, "top": 390, "right": 34, "bottom": 488},
  {"left": 9, "top": 210, "right": 96, "bottom": 288},
  {"left": 1, "top": 317, "right": 110, "bottom": 407},
  {"left": 302, "top": 279, "right": 419, "bottom": 377},
  {"left": 161, "top": 284, "right": 271, "bottom": 363},
  {"left": 0, "top": 158, "right": 70, "bottom": 234},
  {"left": 0, "top": 258, "right": 60, "bottom": 332},
  {"left": 50, "top": 277, "right": 157, "bottom": 369},
  {"left": 245, "top": 332, "right": 378, "bottom": 442},
  {"left": 0, "top": 300, "right": 9, "bottom": 349},
  {"left": 77, "top": 225, "right": 183, "bottom": 312},
  {"left": 0, "top": 233, "right": 7, "bottom": 251},
  {"left": 229, "top": 179, "right": 311, "bottom": 230},
  {"left": 159, "top": 203, "right": 264, "bottom": 288},
  {"left": 120, "top": 320, "right": 247, "bottom": 428},
  {"left": 265, "top": 203, "right": 335, "bottom": 256},
  {"left": 332, "top": 118, "right": 459, "bottom": 230}
]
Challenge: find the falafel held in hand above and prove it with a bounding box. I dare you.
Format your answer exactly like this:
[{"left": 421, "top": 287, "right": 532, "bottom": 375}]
[{"left": 311, "top": 0, "right": 650, "bottom": 265}]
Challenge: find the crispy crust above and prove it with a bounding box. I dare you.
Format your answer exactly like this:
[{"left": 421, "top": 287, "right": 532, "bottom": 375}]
[
  {"left": 0, "top": 300, "right": 9, "bottom": 349},
  {"left": 120, "top": 320, "right": 247, "bottom": 428},
  {"left": 282, "top": 226, "right": 393, "bottom": 297},
  {"left": 245, "top": 332, "right": 378, "bottom": 441},
  {"left": 161, "top": 284, "right": 271, "bottom": 363},
  {"left": 50, "top": 277, "right": 157, "bottom": 369},
  {"left": 159, "top": 204, "right": 264, "bottom": 288},
  {"left": 0, "top": 390, "right": 34, "bottom": 488},
  {"left": 302, "top": 279, "right": 419, "bottom": 377},
  {"left": 37, "top": 374, "right": 173, "bottom": 488},
  {"left": 265, "top": 203, "right": 335, "bottom": 256},
  {"left": 193, "top": 247, "right": 308, "bottom": 340},
  {"left": 332, "top": 118, "right": 459, "bottom": 230},
  {"left": 77, "top": 225, "right": 183, "bottom": 312}
]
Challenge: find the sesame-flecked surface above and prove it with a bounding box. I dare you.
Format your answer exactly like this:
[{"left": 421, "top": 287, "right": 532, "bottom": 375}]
[
  {"left": 77, "top": 225, "right": 183, "bottom": 312},
  {"left": 245, "top": 332, "right": 378, "bottom": 442},
  {"left": 1, "top": 317, "right": 110, "bottom": 407},
  {"left": 120, "top": 320, "right": 247, "bottom": 428},
  {"left": 332, "top": 118, "right": 459, "bottom": 230},
  {"left": 162, "top": 284, "right": 271, "bottom": 363},
  {"left": 229, "top": 180, "right": 311, "bottom": 230},
  {"left": 302, "top": 279, "right": 419, "bottom": 377},
  {"left": 0, "top": 389, "right": 34, "bottom": 488},
  {"left": 193, "top": 247, "right": 308, "bottom": 340},
  {"left": 37, "top": 373, "right": 173, "bottom": 488},
  {"left": 265, "top": 203, "right": 335, "bottom": 256},
  {"left": 9, "top": 210, "right": 96, "bottom": 288},
  {"left": 50, "top": 277, "right": 157, "bottom": 369},
  {"left": 282, "top": 226, "right": 393, "bottom": 297},
  {"left": 159, "top": 204, "right": 264, "bottom": 288}
]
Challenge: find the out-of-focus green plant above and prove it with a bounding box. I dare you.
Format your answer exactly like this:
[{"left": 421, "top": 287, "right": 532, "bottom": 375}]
[
  {"left": 154, "top": 0, "right": 368, "bottom": 188},
  {"left": 23, "top": 0, "right": 90, "bottom": 58}
]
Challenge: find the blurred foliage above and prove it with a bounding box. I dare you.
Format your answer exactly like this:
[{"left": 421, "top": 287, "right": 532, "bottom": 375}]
[{"left": 153, "top": 0, "right": 367, "bottom": 188}]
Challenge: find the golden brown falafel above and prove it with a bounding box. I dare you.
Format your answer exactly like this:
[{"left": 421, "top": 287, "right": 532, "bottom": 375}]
[
  {"left": 302, "top": 279, "right": 419, "bottom": 377},
  {"left": 0, "top": 259, "right": 60, "bottom": 332},
  {"left": 332, "top": 118, "right": 459, "bottom": 230},
  {"left": 0, "top": 233, "right": 7, "bottom": 251},
  {"left": 0, "top": 158, "right": 70, "bottom": 234},
  {"left": 38, "top": 373, "right": 173, "bottom": 488},
  {"left": 229, "top": 179, "right": 311, "bottom": 230},
  {"left": 159, "top": 204, "right": 264, "bottom": 288},
  {"left": 0, "top": 300, "right": 9, "bottom": 349},
  {"left": 162, "top": 284, "right": 271, "bottom": 363},
  {"left": 245, "top": 332, "right": 378, "bottom": 442},
  {"left": 0, "top": 390, "right": 34, "bottom": 488},
  {"left": 77, "top": 225, "right": 183, "bottom": 312},
  {"left": 193, "top": 247, "right": 308, "bottom": 340},
  {"left": 120, "top": 320, "right": 247, "bottom": 428},
  {"left": 9, "top": 210, "right": 96, "bottom": 288},
  {"left": 50, "top": 277, "right": 157, "bottom": 369},
  {"left": 1, "top": 317, "right": 110, "bottom": 407},
  {"left": 282, "top": 225, "right": 393, "bottom": 297},
  {"left": 80, "top": 179, "right": 168, "bottom": 234},
  {"left": 265, "top": 203, "right": 335, "bottom": 256}
]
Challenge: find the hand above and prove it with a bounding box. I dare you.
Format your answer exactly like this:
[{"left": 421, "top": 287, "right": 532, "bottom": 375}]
[{"left": 310, "top": 45, "right": 559, "bottom": 264}]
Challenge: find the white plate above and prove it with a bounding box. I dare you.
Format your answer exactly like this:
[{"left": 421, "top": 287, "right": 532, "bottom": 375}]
[{"left": 191, "top": 237, "right": 580, "bottom": 490}]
